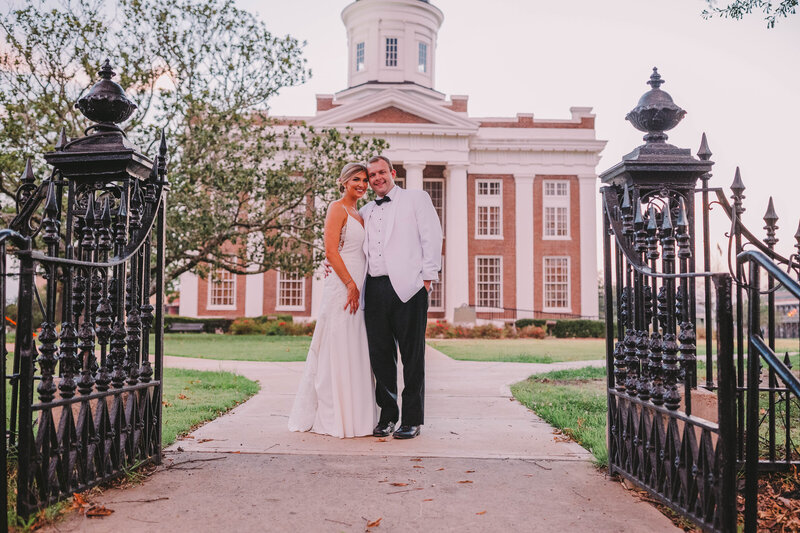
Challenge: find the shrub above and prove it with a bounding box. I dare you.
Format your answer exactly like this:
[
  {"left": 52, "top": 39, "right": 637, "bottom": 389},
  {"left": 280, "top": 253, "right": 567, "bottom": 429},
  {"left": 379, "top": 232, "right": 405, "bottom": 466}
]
[
  {"left": 551, "top": 319, "right": 605, "bottom": 338},
  {"left": 230, "top": 318, "right": 263, "bottom": 335},
  {"left": 514, "top": 318, "right": 547, "bottom": 329},
  {"left": 426, "top": 320, "right": 452, "bottom": 339},
  {"left": 471, "top": 323, "right": 503, "bottom": 339},
  {"left": 519, "top": 325, "right": 546, "bottom": 339}
]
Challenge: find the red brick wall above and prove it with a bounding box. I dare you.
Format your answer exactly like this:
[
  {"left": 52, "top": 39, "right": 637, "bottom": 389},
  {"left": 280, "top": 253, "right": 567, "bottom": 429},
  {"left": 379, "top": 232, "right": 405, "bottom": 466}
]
[
  {"left": 262, "top": 270, "right": 314, "bottom": 318},
  {"left": 467, "top": 174, "right": 516, "bottom": 318},
  {"left": 532, "top": 176, "right": 582, "bottom": 317},
  {"left": 349, "top": 106, "right": 433, "bottom": 124},
  {"left": 197, "top": 272, "right": 247, "bottom": 318},
  {"left": 478, "top": 116, "right": 594, "bottom": 129},
  {"left": 316, "top": 96, "right": 339, "bottom": 112}
]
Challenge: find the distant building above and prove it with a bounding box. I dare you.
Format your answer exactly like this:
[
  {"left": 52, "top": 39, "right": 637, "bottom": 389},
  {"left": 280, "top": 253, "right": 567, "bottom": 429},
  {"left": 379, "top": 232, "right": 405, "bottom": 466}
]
[
  {"left": 179, "top": 0, "right": 606, "bottom": 322},
  {"left": 776, "top": 287, "right": 799, "bottom": 339}
]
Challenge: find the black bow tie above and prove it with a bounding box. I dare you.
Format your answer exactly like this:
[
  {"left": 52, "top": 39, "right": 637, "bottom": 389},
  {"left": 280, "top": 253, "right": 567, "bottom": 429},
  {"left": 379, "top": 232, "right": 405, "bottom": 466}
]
[{"left": 375, "top": 196, "right": 392, "bottom": 206}]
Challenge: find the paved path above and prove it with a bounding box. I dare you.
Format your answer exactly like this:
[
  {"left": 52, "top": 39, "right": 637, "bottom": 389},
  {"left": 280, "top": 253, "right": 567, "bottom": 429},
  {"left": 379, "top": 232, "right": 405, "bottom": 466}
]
[{"left": 52, "top": 348, "right": 678, "bottom": 532}]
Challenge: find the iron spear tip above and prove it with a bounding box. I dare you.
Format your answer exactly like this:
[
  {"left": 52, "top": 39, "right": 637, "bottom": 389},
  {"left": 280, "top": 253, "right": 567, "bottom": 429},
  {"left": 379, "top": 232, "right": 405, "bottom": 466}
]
[
  {"left": 763, "top": 197, "right": 779, "bottom": 226},
  {"left": 20, "top": 158, "right": 35, "bottom": 183},
  {"left": 697, "top": 132, "right": 712, "bottom": 160},
  {"left": 730, "top": 167, "right": 745, "bottom": 197}
]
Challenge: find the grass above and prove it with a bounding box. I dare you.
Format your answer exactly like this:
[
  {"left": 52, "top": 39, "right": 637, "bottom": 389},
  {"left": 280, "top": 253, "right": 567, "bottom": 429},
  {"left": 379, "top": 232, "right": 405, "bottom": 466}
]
[
  {"left": 151, "top": 333, "right": 312, "bottom": 362},
  {"left": 5, "top": 366, "right": 258, "bottom": 530},
  {"left": 428, "top": 338, "right": 606, "bottom": 363},
  {"left": 511, "top": 366, "right": 608, "bottom": 466}
]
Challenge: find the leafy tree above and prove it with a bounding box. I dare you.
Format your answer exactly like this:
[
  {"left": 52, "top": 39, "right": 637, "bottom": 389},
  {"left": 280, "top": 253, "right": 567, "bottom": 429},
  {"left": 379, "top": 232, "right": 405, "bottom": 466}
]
[
  {"left": 703, "top": 0, "right": 798, "bottom": 27},
  {"left": 0, "top": 0, "right": 387, "bottom": 288}
]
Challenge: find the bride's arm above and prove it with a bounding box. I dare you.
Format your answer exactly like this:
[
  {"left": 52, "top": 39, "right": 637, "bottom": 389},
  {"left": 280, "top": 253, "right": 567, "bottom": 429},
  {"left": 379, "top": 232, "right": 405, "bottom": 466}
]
[{"left": 324, "top": 203, "right": 360, "bottom": 313}]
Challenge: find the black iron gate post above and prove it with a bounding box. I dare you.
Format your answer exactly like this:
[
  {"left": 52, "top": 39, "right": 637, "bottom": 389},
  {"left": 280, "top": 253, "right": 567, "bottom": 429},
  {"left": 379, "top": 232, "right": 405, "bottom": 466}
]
[{"left": 1, "top": 60, "right": 168, "bottom": 521}]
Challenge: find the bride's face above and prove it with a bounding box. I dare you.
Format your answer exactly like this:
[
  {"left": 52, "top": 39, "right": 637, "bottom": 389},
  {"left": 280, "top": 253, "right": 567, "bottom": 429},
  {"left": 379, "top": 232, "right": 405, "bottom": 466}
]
[{"left": 344, "top": 171, "right": 368, "bottom": 199}]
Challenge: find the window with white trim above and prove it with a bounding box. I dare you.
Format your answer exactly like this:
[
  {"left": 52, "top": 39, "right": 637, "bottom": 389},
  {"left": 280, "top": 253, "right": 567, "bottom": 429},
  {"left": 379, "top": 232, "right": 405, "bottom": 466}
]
[
  {"left": 277, "top": 271, "right": 305, "bottom": 311},
  {"left": 475, "top": 179, "right": 502, "bottom": 238},
  {"left": 385, "top": 38, "right": 398, "bottom": 67},
  {"left": 423, "top": 179, "right": 444, "bottom": 227},
  {"left": 543, "top": 179, "right": 570, "bottom": 238},
  {"left": 394, "top": 176, "right": 405, "bottom": 189},
  {"left": 418, "top": 42, "right": 427, "bottom": 73},
  {"left": 355, "top": 42, "right": 365, "bottom": 72},
  {"left": 476, "top": 256, "right": 502, "bottom": 309},
  {"left": 209, "top": 267, "right": 236, "bottom": 308},
  {"left": 429, "top": 254, "right": 444, "bottom": 311},
  {"left": 543, "top": 257, "right": 570, "bottom": 310}
]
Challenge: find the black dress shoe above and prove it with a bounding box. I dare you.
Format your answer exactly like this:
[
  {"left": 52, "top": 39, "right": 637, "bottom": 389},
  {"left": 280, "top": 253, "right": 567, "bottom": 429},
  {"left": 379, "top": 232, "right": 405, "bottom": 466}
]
[
  {"left": 392, "top": 425, "right": 420, "bottom": 439},
  {"left": 373, "top": 422, "right": 395, "bottom": 437}
]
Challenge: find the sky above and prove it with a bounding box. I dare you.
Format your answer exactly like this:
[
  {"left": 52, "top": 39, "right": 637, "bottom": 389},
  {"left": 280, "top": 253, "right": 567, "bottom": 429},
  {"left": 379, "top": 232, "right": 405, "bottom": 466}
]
[{"left": 239, "top": 0, "right": 800, "bottom": 268}]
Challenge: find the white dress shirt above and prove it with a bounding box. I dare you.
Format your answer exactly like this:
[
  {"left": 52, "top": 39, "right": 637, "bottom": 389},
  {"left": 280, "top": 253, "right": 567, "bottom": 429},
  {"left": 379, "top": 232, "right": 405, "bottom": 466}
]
[{"left": 366, "top": 185, "right": 398, "bottom": 277}]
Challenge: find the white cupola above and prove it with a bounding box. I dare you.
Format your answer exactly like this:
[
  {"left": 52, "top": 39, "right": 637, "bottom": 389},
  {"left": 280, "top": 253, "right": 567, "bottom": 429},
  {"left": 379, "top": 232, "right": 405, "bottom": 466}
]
[{"left": 341, "top": 0, "right": 444, "bottom": 90}]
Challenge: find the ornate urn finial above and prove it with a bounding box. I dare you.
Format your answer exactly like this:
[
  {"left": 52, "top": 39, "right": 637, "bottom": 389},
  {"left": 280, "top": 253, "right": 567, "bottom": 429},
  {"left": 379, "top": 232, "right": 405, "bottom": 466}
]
[
  {"left": 75, "top": 59, "right": 137, "bottom": 126},
  {"left": 625, "top": 67, "right": 686, "bottom": 144}
]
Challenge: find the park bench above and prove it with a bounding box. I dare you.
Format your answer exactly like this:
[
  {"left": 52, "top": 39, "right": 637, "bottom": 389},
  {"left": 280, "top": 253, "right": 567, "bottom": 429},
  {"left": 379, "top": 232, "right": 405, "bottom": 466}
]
[{"left": 168, "top": 322, "right": 205, "bottom": 333}]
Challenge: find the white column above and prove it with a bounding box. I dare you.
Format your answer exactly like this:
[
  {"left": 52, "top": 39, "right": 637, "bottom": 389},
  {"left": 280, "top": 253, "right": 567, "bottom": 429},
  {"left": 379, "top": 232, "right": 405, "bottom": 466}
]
[
  {"left": 444, "top": 163, "right": 469, "bottom": 322},
  {"left": 179, "top": 271, "right": 198, "bottom": 317},
  {"left": 579, "top": 175, "right": 599, "bottom": 318},
  {"left": 244, "top": 272, "right": 264, "bottom": 317},
  {"left": 404, "top": 161, "right": 425, "bottom": 190},
  {"left": 514, "top": 174, "right": 535, "bottom": 318}
]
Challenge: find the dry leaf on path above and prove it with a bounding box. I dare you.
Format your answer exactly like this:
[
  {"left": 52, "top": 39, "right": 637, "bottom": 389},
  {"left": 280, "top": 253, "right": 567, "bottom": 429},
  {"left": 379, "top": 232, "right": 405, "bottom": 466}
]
[
  {"left": 86, "top": 505, "right": 114, "bottom": 517},
  {"left": 197, "top": 439, "right": 214, "bottom": 443},
  {"left": 366, "top": 517, "right": 382, "bottom": 528},
  {"left": 376, "top": 438, "right": 387, "bottom": 442},
  {"left": 410, "top": 458, "right": 422, "bottom": 462},
  {"left": 458, "top": 480, "right": 473, "bottom": 484},
  {"left": 413, "top": 465, "right": 424, "bottom": 469},
  {"left": 72, "top": 493, "right": 88, "bottom": 508},
  {"left": 390, "top": 482, "right": 408, "bottom": 487},
  {"left": 436, "top": 468, "right": 445, "bottom": 471},
  {"left": 423, "top": 498, "right": 433, "bottom": 502},
  {"left": 465, "top": 470, "right": 475, "bottom": 473},
  {"left": 476, "top": 510, "right": 487, "bottom": 515}
]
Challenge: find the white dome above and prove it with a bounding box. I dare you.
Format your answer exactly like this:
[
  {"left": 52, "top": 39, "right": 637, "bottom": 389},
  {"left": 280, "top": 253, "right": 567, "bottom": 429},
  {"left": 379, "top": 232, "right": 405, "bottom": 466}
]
[{"left": 341, "top": 0, "right": 444, "bottom": 90}]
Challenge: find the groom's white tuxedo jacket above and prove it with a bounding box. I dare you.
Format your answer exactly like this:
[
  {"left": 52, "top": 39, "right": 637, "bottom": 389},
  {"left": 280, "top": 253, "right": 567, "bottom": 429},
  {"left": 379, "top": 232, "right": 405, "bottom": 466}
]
[{"left": 359, "top": 185, "right": 443, "bottom": 306}]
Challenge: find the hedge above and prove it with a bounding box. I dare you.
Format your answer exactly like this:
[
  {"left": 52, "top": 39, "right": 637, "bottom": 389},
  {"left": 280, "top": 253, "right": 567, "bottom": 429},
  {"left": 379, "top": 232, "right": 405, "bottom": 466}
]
[
  {"left": 550, "top": 319, "right": 605, "bottom": 338},
  {"left": 514, "top": 318, "right": 547, "bottom": 329}
]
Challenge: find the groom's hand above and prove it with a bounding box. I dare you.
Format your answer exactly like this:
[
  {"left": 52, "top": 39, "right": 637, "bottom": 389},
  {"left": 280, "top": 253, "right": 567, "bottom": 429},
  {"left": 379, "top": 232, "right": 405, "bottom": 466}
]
[{"left": 424, "top": 280, "right": 432, "bottom": 293}]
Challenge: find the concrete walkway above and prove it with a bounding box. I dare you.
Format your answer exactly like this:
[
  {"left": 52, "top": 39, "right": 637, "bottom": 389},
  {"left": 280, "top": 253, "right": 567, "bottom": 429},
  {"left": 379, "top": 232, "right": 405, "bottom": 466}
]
[{"left": 51, "top": 348, "right": 678, "bottom": 532}]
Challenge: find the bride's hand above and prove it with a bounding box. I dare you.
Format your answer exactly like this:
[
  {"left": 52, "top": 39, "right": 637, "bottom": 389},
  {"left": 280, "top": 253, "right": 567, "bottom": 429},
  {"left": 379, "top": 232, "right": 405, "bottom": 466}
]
[{"left": 344, "top": 280, "right": 360, "bottom": 314}]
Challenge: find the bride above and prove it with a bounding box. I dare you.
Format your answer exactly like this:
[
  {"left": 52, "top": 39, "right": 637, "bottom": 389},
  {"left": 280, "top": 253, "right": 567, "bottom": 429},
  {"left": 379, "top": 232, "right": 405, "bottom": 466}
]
[{"left": 288, "top": 163, "right": 377, "bottom": 438}]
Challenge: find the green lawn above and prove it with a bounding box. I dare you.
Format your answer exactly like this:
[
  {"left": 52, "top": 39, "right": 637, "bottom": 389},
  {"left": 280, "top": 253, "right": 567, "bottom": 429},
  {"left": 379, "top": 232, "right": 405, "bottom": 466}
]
[
  {"left": 427, "top": 338, "right": 605, "bottom": 363},
  {"left": 511, "top": 366, "right": 608, "bottom": 466},
  {"left": 152, "top": 334, "right": 312, "bottom": 362}
]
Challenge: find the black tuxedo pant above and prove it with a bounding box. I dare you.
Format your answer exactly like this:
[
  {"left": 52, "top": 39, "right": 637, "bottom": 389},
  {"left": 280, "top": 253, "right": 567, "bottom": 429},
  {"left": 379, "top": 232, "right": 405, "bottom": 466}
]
[{"left": 364, "top": 276, "right": 428, "bottom": 426}]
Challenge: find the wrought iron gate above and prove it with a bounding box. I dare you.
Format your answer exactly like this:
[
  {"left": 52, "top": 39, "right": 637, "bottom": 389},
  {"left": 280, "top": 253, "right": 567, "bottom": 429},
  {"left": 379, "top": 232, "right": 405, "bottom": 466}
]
[
  {"left": 602, "top": 69, "right": 800, "bottom": 532},
  {"left": 1, "top": 60, "right": 168, "bottom": 522}
]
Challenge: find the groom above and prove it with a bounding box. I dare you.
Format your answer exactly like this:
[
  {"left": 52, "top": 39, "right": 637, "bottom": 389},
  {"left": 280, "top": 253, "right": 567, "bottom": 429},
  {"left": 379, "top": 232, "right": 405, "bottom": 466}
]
[{"left": 360, "top": 155, "right": 443, "bottom": 439}]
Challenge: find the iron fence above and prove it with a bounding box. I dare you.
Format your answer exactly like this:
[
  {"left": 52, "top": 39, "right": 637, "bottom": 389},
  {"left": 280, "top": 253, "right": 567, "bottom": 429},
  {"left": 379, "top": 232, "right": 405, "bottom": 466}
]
[
  {"left": 1, "top": 60, "right": 168, "bottom": 523},
  {"left": 602, "top": 68, "right": 800, "bottom": 532}
]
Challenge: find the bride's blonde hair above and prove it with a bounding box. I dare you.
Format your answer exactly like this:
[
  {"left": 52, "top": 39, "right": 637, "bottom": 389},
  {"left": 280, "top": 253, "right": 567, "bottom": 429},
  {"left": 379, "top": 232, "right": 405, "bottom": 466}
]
[{"left": 337, "top": 162, "right": 368, "bottom": 194}]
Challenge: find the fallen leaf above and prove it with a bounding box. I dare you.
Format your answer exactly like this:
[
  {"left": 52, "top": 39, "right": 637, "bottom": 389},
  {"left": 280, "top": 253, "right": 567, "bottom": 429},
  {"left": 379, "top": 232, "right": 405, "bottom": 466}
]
[
  {"left": 436, "top": 468, "right": 445, "bottom": 471},
  {"left": 476, "top": 510, "right": 487, "bottom": 515},
  {"left": 413, "top": 465, "right": 424, "bottom": 469},
  {"left": 86, "top": 505, "right": 114, "bottom": 517},
  {"left": 423, "top": 498, "right": 433, "bottom": 502},
  {"left": 177, "top": 393, "right": 188, "bottom": 400},
  {"left": 465, "top": 470, "right": 475, "bottom": 473},
  {"left": 376, "top": 438, "right": 387, "bottom": 443},
  {"left": 197, "top": 439, "right": 214, "bottom": 443},
  {"left": 410, "top": 458, "right": 422, "bottom": 462},
  {"left": 390, "top": 482, "right": 408, "bottom": 487},
  {"left": 458, "top": 480, "right": 473, "bottom": 484},
  {"left": 366, "top": 517, "right": 382, "bottom": 528},
  {"left": 73, "top": 493, "right": 88, "bottom": 507}
]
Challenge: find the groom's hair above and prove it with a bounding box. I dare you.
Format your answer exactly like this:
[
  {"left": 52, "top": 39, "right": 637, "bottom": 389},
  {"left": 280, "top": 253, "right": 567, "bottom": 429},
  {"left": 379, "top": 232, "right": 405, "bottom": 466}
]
[{"left": 367, "top": 155, "right": 394, "bottom": 172}]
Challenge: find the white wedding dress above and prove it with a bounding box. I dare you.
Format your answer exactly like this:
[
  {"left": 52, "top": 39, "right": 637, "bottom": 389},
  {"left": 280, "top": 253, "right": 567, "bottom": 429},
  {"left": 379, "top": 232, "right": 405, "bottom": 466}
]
[{"left": 288, "top": 214, "right": 377, "bottom": 438}]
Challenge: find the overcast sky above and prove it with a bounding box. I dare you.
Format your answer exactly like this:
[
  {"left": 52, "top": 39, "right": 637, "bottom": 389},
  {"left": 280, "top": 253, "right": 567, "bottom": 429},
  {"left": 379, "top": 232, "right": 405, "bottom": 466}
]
[{"left": 240, "top": 0, "right": 800, "bottom": 267}]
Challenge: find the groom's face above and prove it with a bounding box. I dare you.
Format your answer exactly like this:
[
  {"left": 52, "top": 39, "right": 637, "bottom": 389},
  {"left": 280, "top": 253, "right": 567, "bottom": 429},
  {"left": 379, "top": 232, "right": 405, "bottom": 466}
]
[{"left": 367, "top": 159, "right": 396, "bottom": 197}]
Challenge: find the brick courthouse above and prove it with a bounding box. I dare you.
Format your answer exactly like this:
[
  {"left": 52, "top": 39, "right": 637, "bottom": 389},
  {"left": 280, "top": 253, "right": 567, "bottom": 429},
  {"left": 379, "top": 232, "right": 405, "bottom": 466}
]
[{"left": 179, "top": 0, "right": 606, "bottom": 322}]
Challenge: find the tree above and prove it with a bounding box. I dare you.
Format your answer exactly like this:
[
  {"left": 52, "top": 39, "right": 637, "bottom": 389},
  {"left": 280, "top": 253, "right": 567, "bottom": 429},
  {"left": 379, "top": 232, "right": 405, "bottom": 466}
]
[
  {"left": 703, "top": 0, "right": 798, "bottom": 27},
  {"left": 0, "top": 0, "right": 387, "bottom": 288}
]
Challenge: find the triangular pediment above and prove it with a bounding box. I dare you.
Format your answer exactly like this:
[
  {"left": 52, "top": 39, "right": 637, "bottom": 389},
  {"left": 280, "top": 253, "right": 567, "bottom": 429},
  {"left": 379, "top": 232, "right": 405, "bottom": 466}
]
[
  {"left": 310, "top": 88, "right": 479, "bottom": 133},
  {"left": 349, "top": 106, "right": 434, "bottom": 124}
]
